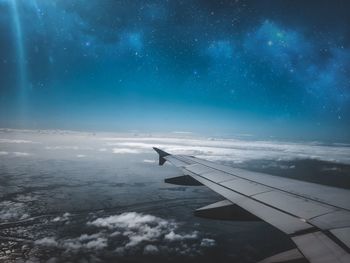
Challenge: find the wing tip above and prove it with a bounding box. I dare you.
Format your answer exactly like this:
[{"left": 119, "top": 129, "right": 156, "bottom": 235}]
[{"left": 153, "top": 147, "right": 170, "bottom": 166}]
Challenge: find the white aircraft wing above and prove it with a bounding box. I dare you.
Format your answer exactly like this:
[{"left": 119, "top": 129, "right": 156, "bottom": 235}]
[{"left": 153, "top": 147, "right": 350, "bottom": 263}]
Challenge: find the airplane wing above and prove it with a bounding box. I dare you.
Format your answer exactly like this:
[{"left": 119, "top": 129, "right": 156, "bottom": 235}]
[{"left": 153, "top": 147, "right": 350, "bottom": 263}]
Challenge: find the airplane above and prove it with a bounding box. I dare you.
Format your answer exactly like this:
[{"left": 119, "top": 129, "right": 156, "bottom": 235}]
[{"left": 153, "top": 147, "right": 350, "bottom": 263}]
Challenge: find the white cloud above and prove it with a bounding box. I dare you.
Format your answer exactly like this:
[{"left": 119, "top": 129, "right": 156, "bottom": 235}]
[
  {"left": 52, "top": 212, "right": 71, "bottom": 222},
  {"left": 103, "top": 137, "right": 350, "bottom": 164},
  {"left": 88, "top": 212, "right": 169, "bottom": 230},
  {"left": 63, "top": 212, "right": 71, "bottom": 217},
  {"left": 172, "top": 131, "right": 193, "bottom": 135},
  {"left": 200, "top": 238, "right": 216, "bottom": 247},
  {"left": 78, "top": 233, "right": 101, "bottom": 242},
  {"left": 0, "top": 201, "right": 28, "bottom": 221},
  {"left": 2, "top": 129, "right": 349, "bottom": 164},
  {"left": 45, "top": 146, "right": 80, "bottom": 150},
  {"left": 112, "top": 148, "right": 141, "bottom": 154},
  {"left": 143, "top": 159, "right": 156, "bottom": 163},
  {"left": 143, "top": 244, "right": 159, "bottom": 255},
  {"left": 13, "top": 152, "right": 31, "bottom": 157},
  {"left": 0, "top": 139, "right": 37, "bottom": 144},
  {"left": 87, "top": 212, "right": 214, "bottom": 254},
  {"left": 262, "top": 163, "right": 296, "bottom": 169},
  {"left": 30, "top": 212, "right": 216, "bottom": 256},
  {"left": 35, "top": 237, "right": 58, "bottom": 247},
  {"left": 164, "top": 231, "right": 198, "bottom": 241},
  {"left": 76, "top": 154, "right": 86, "bottom": 158},
  {"left": 85, "top": 237, "right": 107, "bottom": 250}
]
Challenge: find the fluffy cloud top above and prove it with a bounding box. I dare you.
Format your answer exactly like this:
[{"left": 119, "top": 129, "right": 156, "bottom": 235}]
[{"left": 35, "top": 212, "right": 215, "bottom": 257}]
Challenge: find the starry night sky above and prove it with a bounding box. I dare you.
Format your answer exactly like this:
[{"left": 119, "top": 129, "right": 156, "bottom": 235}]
[{"left": 0, "top": 0, "right": 349, "bottom": 141}]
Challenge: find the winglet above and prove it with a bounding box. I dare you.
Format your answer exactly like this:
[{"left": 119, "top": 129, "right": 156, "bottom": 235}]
[{"left": 153, "top": 147, "right": 170, "bottom": 166}]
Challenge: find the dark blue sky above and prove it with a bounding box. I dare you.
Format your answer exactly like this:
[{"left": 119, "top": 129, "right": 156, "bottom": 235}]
[{"left": 0, "top": 0, "right": 349, "bottom": 141}]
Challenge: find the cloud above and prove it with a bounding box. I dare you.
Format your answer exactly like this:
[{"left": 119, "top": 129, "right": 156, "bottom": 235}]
[
  {"left": 143, "top": 244, "right": 159, "bottom": 255},
  {"left": 0, "top": 139, "right": 38, "bottom": 144},
  {"left": 35, "top": 234, "right": 107, "bottom": 251},
  {"left": 88, "top": 212, "right": 171, "bottom": 231},
  {"left": 45, "top": 146, "right": 80, "bottom": 150},
  {"left": 2, "top": 130, "right": 349, "bottom": 164},
  {"left": 103, "top": 137, "right": 350, "bottom": 164},
  {"left": 35, "top": 237, "right": 58, "bottom": 247},
  {"left": 98, "top": 148, "right": 107, "bottom": 152},
  {"left": 112, "top": 148, "right": 141, "bottom": 154},
  {"left": 0, "top": 201, "right": 29, "bottom": 221},
  {"left": 143, "top": 159, "right": 156, "bottom": 163},
  {"left": 13, "top": 152, "right": 31, "bottom": 157},
  {"left": 84, "top": 237, "right": 108, "bottom": 250},
  {"left": 172, "top": 131, "right": 193, "bottom": 135},
  {"left": 200, "top": 238, "right": 216, "bottom": 247},
  {"left": 52, "top": 212, "right": 71, "bottom": 223},
  {"left": 87, "top": 212, "right": 209, "bottom": 252},
  {"left": 35, "top": 212, "right": 215, "bottom": 257},
  {"left": 164, "top": 231, "right": 198, "bottom": 241},
  {"left": 262, "top": 163, "right": 296, "bottom": 170}
]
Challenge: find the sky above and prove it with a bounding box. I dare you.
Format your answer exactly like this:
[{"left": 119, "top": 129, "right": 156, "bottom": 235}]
[{"left": 0, "top": 0, "right": 349, "bottom": 141}]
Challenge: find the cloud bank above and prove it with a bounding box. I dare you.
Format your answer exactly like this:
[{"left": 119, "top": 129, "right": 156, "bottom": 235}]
[
  {"left": 1, "top": 129, "right": 349, "bottom": 164},
  {"left": 102, "top": 136, "right": 350, "bottom": 164}
]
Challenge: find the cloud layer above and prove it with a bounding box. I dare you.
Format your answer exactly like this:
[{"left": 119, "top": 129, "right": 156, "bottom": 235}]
[
  {"left": 1, "top": 129, "right": 350, "bottom": 164},
  {"left": 102, "top": 136, "right": 350, "bottom": 164}
]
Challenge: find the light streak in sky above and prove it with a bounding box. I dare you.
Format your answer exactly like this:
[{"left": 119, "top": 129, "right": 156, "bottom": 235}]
[{"left": 9, "top": 0, "right": 27, "bottom": 119}]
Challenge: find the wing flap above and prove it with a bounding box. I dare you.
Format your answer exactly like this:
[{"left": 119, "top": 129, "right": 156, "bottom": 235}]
[
  {"left": 331, "top": 227, "right": 350, "bottom": 248},
  {"left": 292, "top": 231, "right": 350, "bottom": 263},
  {"left": 310, "top": 210, "right": 350, "bottom": 230},
  {"left": 258, "top": 249, "right": 303, "bottom": 263}
]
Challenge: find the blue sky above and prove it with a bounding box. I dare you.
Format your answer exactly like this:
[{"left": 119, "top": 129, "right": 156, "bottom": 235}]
[{"left": 0, "top": 0, "right": 349, "bottom": 141}]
